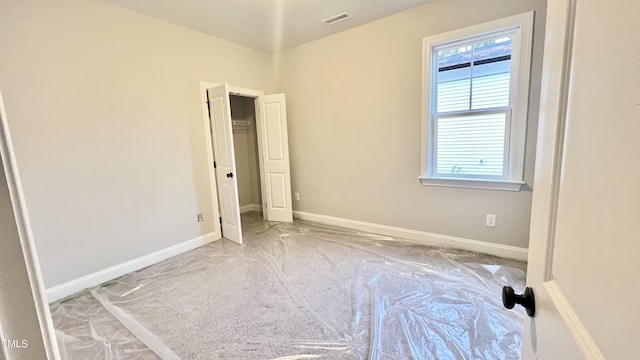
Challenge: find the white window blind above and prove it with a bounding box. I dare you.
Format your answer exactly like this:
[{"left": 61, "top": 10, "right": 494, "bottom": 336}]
[
  {"left": 434, "top": 111, "right": 509, "bottom": 176},
  {"left": 472, "top": 72, "right": 510, "bottom": 109}
]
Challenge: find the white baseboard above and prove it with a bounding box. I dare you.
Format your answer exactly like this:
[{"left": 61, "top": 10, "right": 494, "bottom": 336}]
[
  {"left": 46, "top": 232, "right": 220, "bottom": 303},
  {"left": 240, "top": 204, "right": 262, "bottom": 214},
  {"left": 293, "top": 211, "right": 528, "bottom": 261}
]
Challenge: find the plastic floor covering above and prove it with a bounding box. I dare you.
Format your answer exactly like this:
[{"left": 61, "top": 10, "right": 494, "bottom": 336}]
[{"left": 50, "top": 213, "right": 527, "bottom": 359}]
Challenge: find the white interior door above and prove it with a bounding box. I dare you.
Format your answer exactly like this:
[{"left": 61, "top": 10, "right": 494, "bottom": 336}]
[
  {"left": 208, "top": 84, "right": 243, "bottom": 244},
  {"left": 519, "top": 0, "right": 640, "bottom": 358},
  {"left": 257, "top": 94, "right": 293, "bottom": 222}
]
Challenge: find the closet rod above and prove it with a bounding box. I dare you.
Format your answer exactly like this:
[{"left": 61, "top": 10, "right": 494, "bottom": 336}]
[{"left": 232, "top": 120, "right": 252, "bottom": 126}]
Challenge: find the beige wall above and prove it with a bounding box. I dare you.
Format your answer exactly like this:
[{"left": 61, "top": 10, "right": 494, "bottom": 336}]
[
  {"left": 275, "top": 0, "right": 547, "bottom": 248},
  {"left": 0, "top": 0, "right": 546, "bottom": 295},
  {"left": 231, "top": 96, "right": 262, "bottom": 208},
  {"left": 0, "top": 0, "right": 272, "bottom": 288},
  {"left": 0, "top": 158, "right": 46, "bottom": 360}
]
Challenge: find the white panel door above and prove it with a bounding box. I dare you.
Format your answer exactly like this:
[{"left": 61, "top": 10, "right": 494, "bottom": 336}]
[
  {"left": 258, "top": 94, "right": 293, "bottom": 222},
  {"left": 208, "top": 84, "right": 243, "bottom": 244},
  {"left": 520, "top": 0, "right": 640, "bottom": 359}
]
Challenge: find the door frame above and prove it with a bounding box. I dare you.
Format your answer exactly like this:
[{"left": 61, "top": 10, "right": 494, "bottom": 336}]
[
  {"left": 0, "top": 91, "right": 60, "bottom": 359},
  {"left": 228, "top": 86, "right": 268, "bottom": 220},
  {"left": 199, "top": 81, "right": 267, "bottom": 238}
]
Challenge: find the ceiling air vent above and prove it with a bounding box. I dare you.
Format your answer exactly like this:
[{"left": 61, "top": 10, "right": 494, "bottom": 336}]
[{"left": 322, "top": 12, "right": 350, "bottom": 25}]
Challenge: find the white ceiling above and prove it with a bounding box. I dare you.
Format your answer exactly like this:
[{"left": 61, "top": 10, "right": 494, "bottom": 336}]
[{"left": 102, "top": 0, "right": 433, "bottom": 53}]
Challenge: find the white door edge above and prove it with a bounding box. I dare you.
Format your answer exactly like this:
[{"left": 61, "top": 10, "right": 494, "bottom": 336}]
[
  {"left": 543, "top": 281, "right": 605, "bottom": 360},
  {"left": 252, "top": 97, "right": 269, "bottom": 220},
  {"left": 199, "top": 81, "right": 222, "bottom": 240}
]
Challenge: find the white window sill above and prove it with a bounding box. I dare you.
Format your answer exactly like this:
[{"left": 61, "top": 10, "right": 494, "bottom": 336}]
[{"left": 419, "top": 176, "right": 525, "bottom": 191}]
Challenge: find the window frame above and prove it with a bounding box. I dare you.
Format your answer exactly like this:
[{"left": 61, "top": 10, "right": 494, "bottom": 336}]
[{"left": 420, "top": 12, "right": 534, "bottom": 191}]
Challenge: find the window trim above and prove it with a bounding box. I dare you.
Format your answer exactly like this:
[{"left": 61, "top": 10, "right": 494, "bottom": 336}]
[{"left": 420, "top": 11, "right": 534, "bottom": 191}]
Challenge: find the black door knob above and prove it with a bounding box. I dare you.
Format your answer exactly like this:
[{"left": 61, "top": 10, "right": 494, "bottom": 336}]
[
  {"left": 226, "top": 172, "right": 233, "bottom": 178},
  {"left": 502, "top": 286, "right": 535, "bottom": 317}
]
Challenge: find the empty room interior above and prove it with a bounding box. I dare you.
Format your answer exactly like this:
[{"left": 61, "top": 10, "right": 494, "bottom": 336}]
[{"left": 2, "top": 0, "right": 638, "bottom": 359}]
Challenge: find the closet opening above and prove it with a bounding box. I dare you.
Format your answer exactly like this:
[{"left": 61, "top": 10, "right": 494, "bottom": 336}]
[
  {"left": 203, "top": 82, "right": 292, "bottom": 244},
  {"left": 230, "top": 94, "right": 263, "bottom": 223}
]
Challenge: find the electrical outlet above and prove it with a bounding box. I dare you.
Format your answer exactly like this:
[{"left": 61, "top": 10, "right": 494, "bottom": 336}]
[
  {"left": 294, "top": 192, "right": 300, "bottom": 201},
  {"left": 486, "top": 214, "right": 497, "bottom": 227},
  {"left": 197, "top": 213, "right": 204, "bottom": 222}
]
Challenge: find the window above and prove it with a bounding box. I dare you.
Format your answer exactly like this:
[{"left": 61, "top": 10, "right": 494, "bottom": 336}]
[{"left": 420, "top": 12, "right": 534, "bottom": 191}]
